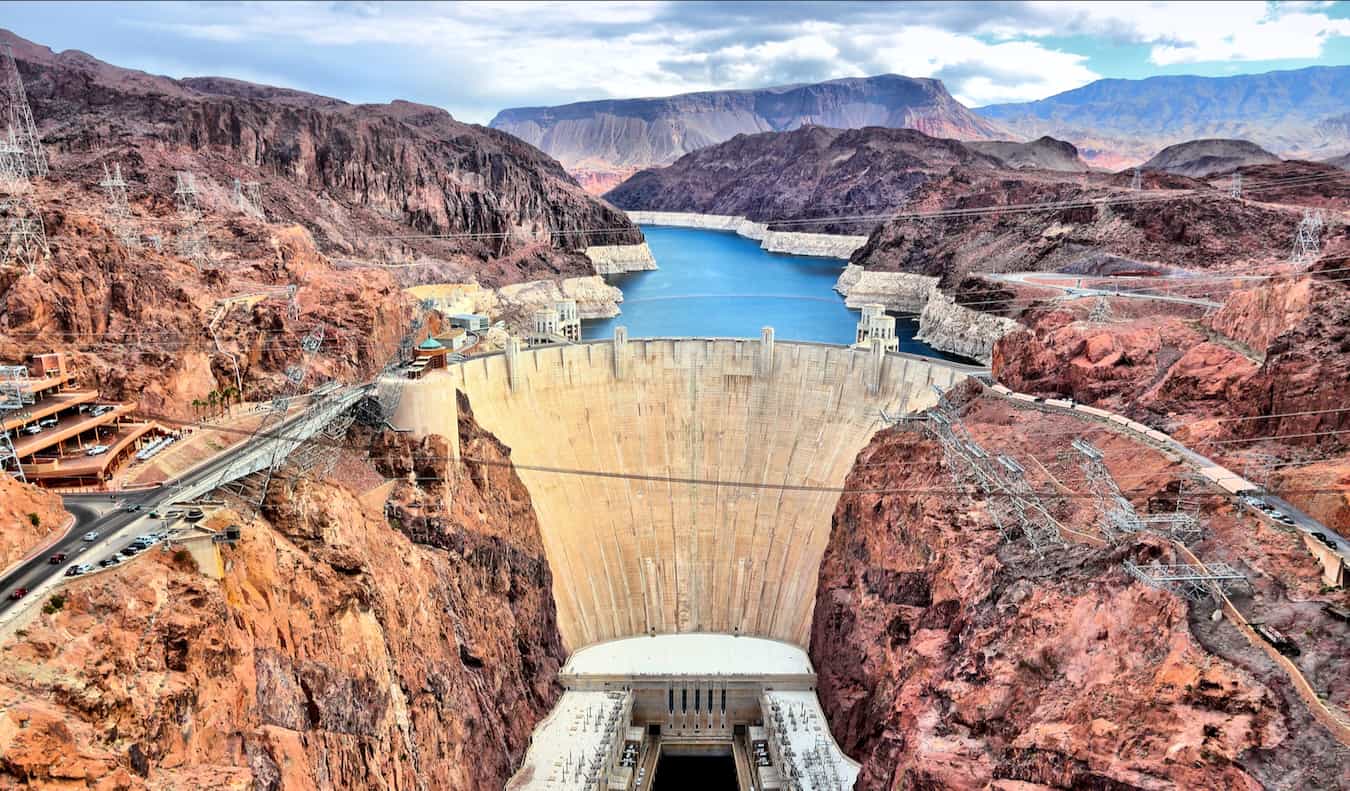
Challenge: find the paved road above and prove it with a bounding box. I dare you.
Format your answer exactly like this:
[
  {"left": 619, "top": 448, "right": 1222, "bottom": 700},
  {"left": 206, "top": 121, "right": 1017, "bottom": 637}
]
[
  {"left": 988, "top": 271, "right": 1224, "bottom": 309},
  {"left": 0, "top": 383, "right": 369, "bottom": 616}
]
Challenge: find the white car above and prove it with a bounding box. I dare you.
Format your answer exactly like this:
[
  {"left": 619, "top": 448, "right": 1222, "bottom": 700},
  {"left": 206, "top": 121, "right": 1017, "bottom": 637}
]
[
  {"left": 85, "top": 445, "right": 110, "bottom": 456},
  {"left": 22, "top": 424, "right": 42, "bottom": 435},
  {"left": 81, "top": 531, "right": 100, "bottom": 542}
]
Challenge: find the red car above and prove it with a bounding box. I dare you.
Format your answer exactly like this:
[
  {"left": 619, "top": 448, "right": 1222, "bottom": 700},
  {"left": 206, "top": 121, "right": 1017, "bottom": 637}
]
[
  {"left": 48, "top": 552, "right": 67, "bottom": 564},
  {"left": 8, "top": 587, "right": 28, "bottom": 600}
]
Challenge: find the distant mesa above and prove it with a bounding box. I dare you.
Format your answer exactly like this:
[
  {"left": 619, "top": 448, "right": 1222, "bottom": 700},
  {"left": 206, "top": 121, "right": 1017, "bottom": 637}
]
[
  {"left": 977, "top": 66, "right": 1350, "bottom": 167},
  {"left": 965, "top": 136, "right": 1090, "bottom": 172},
  {"left": 1140, "top": 138, "right": 1281, "bottom": 178},
  {"left": 490, "top": 74, "right": 1007, "bottom": 192}
]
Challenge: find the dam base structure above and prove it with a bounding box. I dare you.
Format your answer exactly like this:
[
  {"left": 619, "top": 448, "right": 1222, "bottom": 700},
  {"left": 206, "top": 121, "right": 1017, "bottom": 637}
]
[{"left": 388, "top": 329, "right": 982, "bottom": 789}]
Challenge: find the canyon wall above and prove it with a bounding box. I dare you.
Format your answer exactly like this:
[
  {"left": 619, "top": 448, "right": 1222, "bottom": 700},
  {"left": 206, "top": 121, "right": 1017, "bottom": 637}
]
[
  {"left": 810, "top": 400, "right": 1349, "bottom": 789},
  {"left": 393, "top": 338, "right": 979, "bottom": 650},
  {"left": 0, "top": 408, "right": 565, "bottom": 789},
  {"left": 625, "top": 211, "right": 868, "bottom": 259}
]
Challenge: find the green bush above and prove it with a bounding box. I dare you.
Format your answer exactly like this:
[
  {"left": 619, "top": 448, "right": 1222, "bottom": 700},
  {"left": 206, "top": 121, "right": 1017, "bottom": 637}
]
[
  {"left": 27, "top": 512, "right": 40, "bottom": 529},
  {"left": 42, "top": 593, "right": 65, "bottom": 615}
]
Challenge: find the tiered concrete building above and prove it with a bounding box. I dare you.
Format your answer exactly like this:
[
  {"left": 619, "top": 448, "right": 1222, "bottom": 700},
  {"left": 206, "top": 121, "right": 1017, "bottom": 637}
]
[
  {"left": 853, "top": 303, "right": 898, "bottom": 352},
  {"left": 528, "top": 299, "right": 582, "bottom": 346}
]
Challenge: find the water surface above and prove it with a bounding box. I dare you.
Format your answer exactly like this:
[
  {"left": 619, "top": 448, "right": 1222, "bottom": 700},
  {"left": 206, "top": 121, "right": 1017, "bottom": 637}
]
[{"left": 584, "top": 226, "right": 958, "bottom": 360}]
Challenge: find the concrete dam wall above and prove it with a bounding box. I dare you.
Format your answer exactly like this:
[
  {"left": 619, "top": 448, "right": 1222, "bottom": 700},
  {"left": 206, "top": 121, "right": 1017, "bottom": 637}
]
[{"left": 393, "top": 336, "right": 977, "bottom": 650}]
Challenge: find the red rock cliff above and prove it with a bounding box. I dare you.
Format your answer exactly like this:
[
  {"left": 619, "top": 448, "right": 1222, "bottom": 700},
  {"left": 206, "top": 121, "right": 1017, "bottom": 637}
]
[
  {"left": 809, "top": 398, "right": 1349, "bottom": 789},
  {"left": 0, "top": 398, "right": 564, "bottom": 790}
]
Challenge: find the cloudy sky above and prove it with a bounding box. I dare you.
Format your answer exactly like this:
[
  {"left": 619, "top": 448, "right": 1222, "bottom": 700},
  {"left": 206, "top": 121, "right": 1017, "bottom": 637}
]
[{"left": 7, "top": 1, "right": 1350, "bottom": 124}]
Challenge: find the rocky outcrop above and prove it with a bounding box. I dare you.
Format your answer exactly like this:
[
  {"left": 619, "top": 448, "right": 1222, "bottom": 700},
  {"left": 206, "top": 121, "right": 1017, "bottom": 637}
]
[
  {"left": 0, "top": 206, "right": 421, "bottom": 416},
  {"left": 0, "top": 477, "right": 67, "bottom": 573},
  {"left": 609, "top": 126, "right": 1003, "bottom": 235},
  {"left": 494, "top": 275, "right": 625, "bottom": 320},
  {"left": 834, "top": 266, "right": 936, "bottom": 312},
  {"left": 834, "top": 266, "right": 1014, "bottom": 362},
  {"left": 810, "top": 400, "right": 1348, "bottom": 790},
  {"left": 0, "top": 401, "right": 565, "bottom": 789},
  {"left": 627, "top": 211, "right": 867, "bottom": 260},
  {"left": 966, "top": 136, "right": 1090, "bottom": 171},
  {"left": 492, "top": 74, "right": 1005, "bottom": 186},
  {"left": 4, "top": 28, "right": 642, "bottom": 286},
  {"left": 915, "top": 288, "right": 1019, "bottom": 362},
  {"left": 583, "top": 242, "right": 658, "bottom": 275},
  {"left": 1141, "top": 139, "right": 1282, "bottom": 177}
]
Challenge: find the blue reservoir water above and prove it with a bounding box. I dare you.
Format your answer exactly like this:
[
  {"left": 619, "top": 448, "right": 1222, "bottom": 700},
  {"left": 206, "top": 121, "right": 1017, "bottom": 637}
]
[{"left": 583, "top": 226, "right": 958, "bottom": 360}]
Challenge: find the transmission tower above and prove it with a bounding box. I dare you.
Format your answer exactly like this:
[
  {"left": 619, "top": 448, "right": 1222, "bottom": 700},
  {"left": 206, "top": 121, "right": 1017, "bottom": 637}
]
[
  {"left": 172, "top": 171, "right": 210, "bottom": 266},
  {"left": 286, "top": 284, "right": 300, "bottom": 321},
  {"left": 1228, "top": 172, "right": 1242, "bottom": 199},
  {"left": 1, "top": 45, "right": 46, "bottom": 179},
  {"left": 0, "top": 129, "right": 30, "bottom": 193},
  {"left": 1130, "top": 168, "right": 1142, "bottom": 190},
  {"left": 99, "top": 162, "right": 139, "bottom": 250},
  {"left": 232, "top": 177, "right": 263, "bottom": 217},
  {"left": 1088, "top": 296, "right": 1112, "bottom": 323},
  {"left": 0, "top": 195, "right": 49, "bottom": 276},
  {"left": 1290, "top": 209, "right": 1324, "bottom": 265},
  {"left": 0, "top": 364, "right": 32, "bottom": 481}
]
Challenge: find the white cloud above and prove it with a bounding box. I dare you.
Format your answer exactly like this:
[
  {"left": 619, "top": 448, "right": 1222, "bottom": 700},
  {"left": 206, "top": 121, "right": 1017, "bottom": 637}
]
[
  {"left": 1031, "top": 1, "right": 1350, "bottom": 65},
  {"left": 101, "top": 0, "right": 1350, "bottom": 122}
]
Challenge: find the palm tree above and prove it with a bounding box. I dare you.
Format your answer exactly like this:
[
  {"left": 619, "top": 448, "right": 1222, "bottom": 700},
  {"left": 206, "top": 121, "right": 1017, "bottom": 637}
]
[
  {"left": 190, "top": 398, "right": 203, "bottom": 418},
  {"left": 206, "top": 390, "right": 219, "bottom": 418}
]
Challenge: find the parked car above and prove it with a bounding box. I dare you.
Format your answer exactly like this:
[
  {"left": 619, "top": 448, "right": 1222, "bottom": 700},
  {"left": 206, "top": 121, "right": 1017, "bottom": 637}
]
[
  {"left": 119, "top": 545, "right": 141, "bottom": 557},
  {"left": 37, "top": 416, "right": 57, "bottom": 427},
  {"left": 85, "top": 445, "right": 110, "bottom": 457},
  {"left": 8, "top": 587, "right": 28, "bottom": 600},
  {"left": 98, "top": 556, "right": 120, "bottom": 568},
  {"left": 65, "top": 564, "right": 85, "bottom": 577},
  {"left": 47, "top": 552, "right": 67, "bottom": 564},
  {"left": 1320, "top": 534, "right": 1339, "bottom": 548},
  {"left": 21, "top": 424, "right": 42, "bottom": 435},
  {"left": 81, "top": 531, "right": 99, "bottom": 542}
]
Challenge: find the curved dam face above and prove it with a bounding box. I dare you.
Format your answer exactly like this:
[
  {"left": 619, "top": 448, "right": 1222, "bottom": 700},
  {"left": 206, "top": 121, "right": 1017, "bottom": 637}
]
[{"left": 394, "top": 335, "right": 977, "bottom": 650}]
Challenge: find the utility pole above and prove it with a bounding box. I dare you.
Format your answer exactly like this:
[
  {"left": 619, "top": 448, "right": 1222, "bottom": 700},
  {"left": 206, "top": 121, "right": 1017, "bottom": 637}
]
[
  {"left": 0, "top": 44, "right": 46, "bottom": 179},
  {"left": 1130, "top": 168, "right": 1142, "bottom": 190},
  {"left": 1228, "top": 172, "right": 1242, "bottom": 200}
]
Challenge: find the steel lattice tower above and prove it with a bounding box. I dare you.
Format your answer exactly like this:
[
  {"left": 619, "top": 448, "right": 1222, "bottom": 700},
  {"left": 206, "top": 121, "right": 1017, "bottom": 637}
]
[
  {"left": 1290, "top": 208, "right": 1324, "bottom": 265},
  {"left": 0, "top": 195, "right": 49, "bottom": 276},
  {"left": 1, "top": 45, "right": 46, "bottom": 179},
  {"left": 0, "top": 128, "right": 29, "bottom": 193}
]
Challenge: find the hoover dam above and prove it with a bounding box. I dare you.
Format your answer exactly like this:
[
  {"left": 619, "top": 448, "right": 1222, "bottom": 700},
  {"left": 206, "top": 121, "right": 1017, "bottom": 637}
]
[{"left": 390, "top": 331, "right": 982, "bottom": 789}]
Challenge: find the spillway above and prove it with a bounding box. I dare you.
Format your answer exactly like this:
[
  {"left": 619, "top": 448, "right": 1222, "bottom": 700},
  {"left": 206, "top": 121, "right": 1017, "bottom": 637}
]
[{"left": 392, "top": 332, "right": 978, "bottom": 789}]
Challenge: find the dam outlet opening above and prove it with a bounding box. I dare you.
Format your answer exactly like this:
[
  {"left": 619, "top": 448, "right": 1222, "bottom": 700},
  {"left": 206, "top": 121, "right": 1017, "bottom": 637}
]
[{"left": 390, "top": 331, "right": 980, "bottom": 790}]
